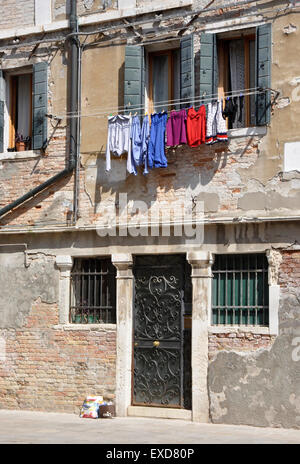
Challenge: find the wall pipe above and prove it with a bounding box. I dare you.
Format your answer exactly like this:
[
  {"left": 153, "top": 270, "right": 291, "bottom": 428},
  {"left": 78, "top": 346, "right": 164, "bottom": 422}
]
[{"left": 0, "top": 0, "right": 79, "bottom": 222}]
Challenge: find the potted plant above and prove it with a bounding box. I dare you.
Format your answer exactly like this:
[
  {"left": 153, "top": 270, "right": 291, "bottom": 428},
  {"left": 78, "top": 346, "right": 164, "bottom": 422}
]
[{"left": 15, "top": 133, "right": 31, "bottom": 151}]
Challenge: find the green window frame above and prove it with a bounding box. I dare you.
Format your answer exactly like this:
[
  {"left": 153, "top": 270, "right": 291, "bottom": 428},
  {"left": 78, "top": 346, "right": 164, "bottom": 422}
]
[{"left": 212, "top": 253, "right": 269, "bottom": 326}]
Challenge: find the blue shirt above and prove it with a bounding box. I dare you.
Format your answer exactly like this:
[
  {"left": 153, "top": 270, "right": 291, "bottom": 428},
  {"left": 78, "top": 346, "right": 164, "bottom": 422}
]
[{"left": 148, "top": 112, "right": 168, "bottom": 169}]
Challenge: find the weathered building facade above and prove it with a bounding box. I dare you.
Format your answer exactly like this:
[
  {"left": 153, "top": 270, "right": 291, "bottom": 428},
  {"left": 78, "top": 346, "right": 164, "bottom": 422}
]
[{"left": 0, "top": 0, "right": 299, "bottom": 429}]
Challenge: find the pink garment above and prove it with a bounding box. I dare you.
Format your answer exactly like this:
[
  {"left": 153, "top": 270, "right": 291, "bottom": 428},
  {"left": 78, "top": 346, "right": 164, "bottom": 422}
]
[{"left": 166, "top": 109, "right": 187, "bottom": 147}]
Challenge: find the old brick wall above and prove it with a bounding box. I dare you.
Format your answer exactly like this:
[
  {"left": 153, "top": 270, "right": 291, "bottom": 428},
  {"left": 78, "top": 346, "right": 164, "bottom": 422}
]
[
  {"left": 208, "top": 248, "right": 300, "bottom": 429},
  {"left": 0, "top": 13, "right": 300, "bottom": 230},
  {"left": 208, "top": 332, "right": 276, "bottom": 360},
  {"left": 0, "top": 253, "right": 116, "bottom": 413}
]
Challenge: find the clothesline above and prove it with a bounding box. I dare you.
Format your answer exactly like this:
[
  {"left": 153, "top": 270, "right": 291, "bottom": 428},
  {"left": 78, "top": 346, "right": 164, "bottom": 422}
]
[
  {"left": 55, "top": 87, "right": 266, "bottom": 120},
  {"left": 106, "top": 97, "right": 243, "bottom": 178}
]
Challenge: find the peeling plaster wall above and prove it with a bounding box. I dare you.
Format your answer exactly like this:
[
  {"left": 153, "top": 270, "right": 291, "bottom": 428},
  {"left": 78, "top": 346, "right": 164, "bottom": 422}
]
[
  {"left": 52, "top": 0, "right": 118, "bottom": 21},
  {"left": 209, "top": 250, "right": 300, "bottom": 430},
  {"left": 76, "top": 12, "right": 300, "bottom": 229},
  {"left": 0, "top": 252, "right": 58, "bottom": 329},
  {"left": 0, "top": 250, "right": 116, "bottom": 412},
  {"left": 0, "top": 11, "right": 300, "bottom": 228}
]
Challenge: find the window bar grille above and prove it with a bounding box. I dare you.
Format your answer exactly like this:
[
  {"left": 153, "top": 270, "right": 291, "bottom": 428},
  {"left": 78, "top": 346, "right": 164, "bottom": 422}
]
[
  {"left": 255, "top": 255, "right": 258, "bottom": 326},
  {"left": 247, "top": 255, "right": 250, "bottom": 326},
  {"left": 212, "top": 254, "right": 269, "bottom": 327},
  {"left": 70, "top": 258, "right": 116, "bottom": 324}
]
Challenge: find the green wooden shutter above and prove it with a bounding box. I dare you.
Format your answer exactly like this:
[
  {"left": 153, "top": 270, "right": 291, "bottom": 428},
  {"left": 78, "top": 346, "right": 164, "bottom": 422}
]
[
  {"left": 256, "top": 23, "right": 272, "bottom": 125},
  {"left": 180, "top": 35, "right": 194, "bottom": 108},
  {"left": 32, "top": 61, "right": 48, "bottom": 150},
  {"left": 0, "top": 70, "right": 4, "bottom": 153},
  {"left": 199, "top": 33, "right": 218, "bottom": 101},
  {"left": 124, "top": 45, "right": 145, "bottom": 112}
]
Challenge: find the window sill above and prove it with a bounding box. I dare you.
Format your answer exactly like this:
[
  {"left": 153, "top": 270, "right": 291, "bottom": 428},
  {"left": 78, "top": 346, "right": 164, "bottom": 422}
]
[
  {"left": 0, "top": 150, "right": 41, "bottom": 161},
  {"left": 209, "top": 325, "right": 272, "bottom": 335},
  {"left": 53, "top": 323, "right": 117, "bottom": 331},
  {"left": 228, "top": 126, "right": 267, "bottom": 138}
]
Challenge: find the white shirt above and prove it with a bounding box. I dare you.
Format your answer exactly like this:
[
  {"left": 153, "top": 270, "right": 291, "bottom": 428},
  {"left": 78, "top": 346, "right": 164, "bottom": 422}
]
[{"left": 106, "top": 114, "right": 132, "bottom": 172}]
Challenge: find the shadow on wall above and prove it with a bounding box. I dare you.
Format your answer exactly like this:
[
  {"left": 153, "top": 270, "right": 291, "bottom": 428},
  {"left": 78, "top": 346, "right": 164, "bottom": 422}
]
[{"left": 87, "top": 142, "right": 230, "bottom": 215}]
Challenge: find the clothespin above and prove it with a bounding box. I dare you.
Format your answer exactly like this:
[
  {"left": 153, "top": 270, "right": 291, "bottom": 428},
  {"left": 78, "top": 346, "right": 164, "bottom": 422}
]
[{"left": 134, "top": 111, "right": 137, "bottom": 116}]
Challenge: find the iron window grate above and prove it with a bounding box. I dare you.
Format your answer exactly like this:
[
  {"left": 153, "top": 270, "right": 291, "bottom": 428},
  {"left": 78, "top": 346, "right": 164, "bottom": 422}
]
[
  {"left": 70, "top": 257, "right": 116, "bottom": 324},
  {"left": 212, "top": 254, "right": 269, "bottom": 326}
]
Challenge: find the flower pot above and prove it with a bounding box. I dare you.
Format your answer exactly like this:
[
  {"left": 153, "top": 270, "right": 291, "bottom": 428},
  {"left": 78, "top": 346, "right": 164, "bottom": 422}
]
[{"left": 16, "top": 141, "right": 26, "bottom": 152}]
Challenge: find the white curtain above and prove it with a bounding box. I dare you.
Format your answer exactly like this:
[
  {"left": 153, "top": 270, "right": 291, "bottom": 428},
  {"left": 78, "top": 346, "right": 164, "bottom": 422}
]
[
  {"left": 17, "top": 74, "right": 31, "bottom": 138},
  {"left": 229, "top": 39, "right": 245, "bottom": 128}
]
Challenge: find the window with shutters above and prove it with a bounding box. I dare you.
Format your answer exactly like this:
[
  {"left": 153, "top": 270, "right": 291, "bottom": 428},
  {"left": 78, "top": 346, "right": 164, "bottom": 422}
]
[
  {"left": 199, "top": 24, "right": 272, "bottom": 128},
  {"left": 217, "top": 32, "right": 256, "bottom": 128},
  {"left": 124, "top": 36, "right": 194, "bottom": 115},
  {"left": 0, "top": 62, "right": 48, "bottom": 154},
  {"left": 212, "top": 254, "right": 269, "bottom": 326},
  {"left": 7, "top": 71, "right": 33, "bottom": 151},
  {"left": 70, "top": 257, "right": 117, "bottom": 324}
]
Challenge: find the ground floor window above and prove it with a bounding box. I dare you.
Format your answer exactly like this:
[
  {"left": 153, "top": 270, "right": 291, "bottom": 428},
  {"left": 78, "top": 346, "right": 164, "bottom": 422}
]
[
  {"left": 70, "top": 257, "right": 116, "bottom": 324},
  {"left": 212, "top": 253, "right": 269, "bottom": 326}
]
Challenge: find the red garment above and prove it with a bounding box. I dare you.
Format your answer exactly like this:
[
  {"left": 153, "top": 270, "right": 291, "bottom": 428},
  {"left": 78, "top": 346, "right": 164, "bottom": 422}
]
[{"left": 186, "top": 106, "right": 206, "bottom": 147}]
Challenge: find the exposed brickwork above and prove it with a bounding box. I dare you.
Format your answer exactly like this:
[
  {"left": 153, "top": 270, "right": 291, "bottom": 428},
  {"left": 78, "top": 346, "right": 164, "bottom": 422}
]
[
  {"left": 208, "top": 332, "right": 276, "bottom": 360},
  {"left": 278, "top": 250, "right": 300, "bottom": 293},
  {"left": 0, "top": 299, "right": 116, "bottom": 413}
]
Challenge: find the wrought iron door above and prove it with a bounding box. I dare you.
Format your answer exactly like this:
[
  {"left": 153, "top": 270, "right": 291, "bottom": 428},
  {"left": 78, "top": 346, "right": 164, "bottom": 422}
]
[{"left": 133, "top": 255, "right": 191, "bottom": 409}]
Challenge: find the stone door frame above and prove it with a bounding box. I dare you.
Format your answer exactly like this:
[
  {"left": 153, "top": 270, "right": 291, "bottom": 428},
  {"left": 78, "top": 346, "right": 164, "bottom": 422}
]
[{"left": 112, "top": 251, "right": 213, "bottom": 422}]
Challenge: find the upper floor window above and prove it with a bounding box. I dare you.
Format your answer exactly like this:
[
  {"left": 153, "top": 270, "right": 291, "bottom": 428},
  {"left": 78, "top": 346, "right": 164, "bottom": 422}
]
[
  {"left": 0, "top": 62, "right": 48, "bottom": 155},
  {"left": 217, "top": 33, "right": 256, "bottom": 128},
  {"left": 70, "top": 257, "right": 117, "bottom": 324},
  {"left": 148, "top": 48, "right": 180, "bottom": 113},
  {"left": 124, "top": 25, "right": 271, "bottom": 127},
  {"left": 124, "top": 36, "right": 194, "bottom": 115},
  {"left": 199, "top": 24, "right": 271, "bottom": 128},
  {"left": 8, "top": 72, "right": 33, "bottom": 151},
  {"left": 212, "top": 253, "right": 269, "bottom": 326}
]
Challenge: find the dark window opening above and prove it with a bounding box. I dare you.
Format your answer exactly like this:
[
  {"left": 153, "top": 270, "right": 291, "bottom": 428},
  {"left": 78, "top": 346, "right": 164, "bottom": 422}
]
[
  {"left": 9, "top": 73, "right": 32, "bottom": 151},
  {"left": 70, "top": 257, "right": 116, "bottom": 324},
  {"left": 218, "top": 35, "right": 256, "bottom": 129},
  {"left": 148, "top": 49, "right": 180, "bottom": 113}
]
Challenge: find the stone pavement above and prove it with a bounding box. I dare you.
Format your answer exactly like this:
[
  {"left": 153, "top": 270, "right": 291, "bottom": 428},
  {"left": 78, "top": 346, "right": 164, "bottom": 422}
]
[{"left": 0, "top": 410, "right": 299, "bottom": 444}]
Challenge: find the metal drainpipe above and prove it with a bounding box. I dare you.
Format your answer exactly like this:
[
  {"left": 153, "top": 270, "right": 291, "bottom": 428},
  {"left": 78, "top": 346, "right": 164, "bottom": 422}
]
[{"left": 0, "top": 0, "right": 80, "bottom": 221}]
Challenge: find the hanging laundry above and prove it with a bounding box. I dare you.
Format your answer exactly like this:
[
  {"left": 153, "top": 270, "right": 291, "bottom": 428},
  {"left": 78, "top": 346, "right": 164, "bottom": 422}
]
[
  {"left": 222, "top": 97, "right": 238, "bottom": 128},
  {"left": 186, "top": 105, "right": 206, "bottom": 147},
  {"left": 206, "top": 100, "right": 228, "bottom": 144},
  {"left": 106, "top": 114, "right": 132, "bottom": 172},
  {"left": 129, "top": 115, "right": 150, "bottom": 175},
  {"left": 166, "top": 109, "right": 187, "bottom": 147},
  {"left": 140, "top": 115, "right": 150, "bottom": 175},
  {"left": 129, "top": 115, "right": 141, "bottom": 176},
  {"left": 148, "top": 112, "right": 168, "bottom": 169},
  {"left": 186, "top": 106, "right": 206, "bottom": 147},
  {"left": 238, "top": 95, "right": 244, "bottom": 124}
]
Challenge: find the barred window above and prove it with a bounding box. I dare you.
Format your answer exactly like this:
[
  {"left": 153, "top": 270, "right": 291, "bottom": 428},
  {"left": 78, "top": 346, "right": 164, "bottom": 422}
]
[
  {"left": 212, "top": 254, "right": 269, "bottom": 326},
  {"left": 70, "top": 258, "right": 116, "bottom": 324}
]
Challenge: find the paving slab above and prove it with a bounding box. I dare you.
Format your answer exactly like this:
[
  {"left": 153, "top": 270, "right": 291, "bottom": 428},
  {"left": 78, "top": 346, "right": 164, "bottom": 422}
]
[{"left": 0, "top": 409, "right": 299, "bottom": 444}]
